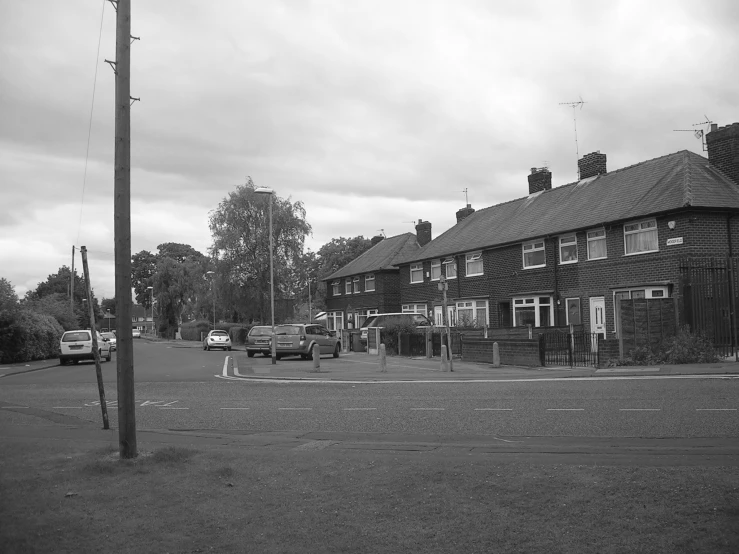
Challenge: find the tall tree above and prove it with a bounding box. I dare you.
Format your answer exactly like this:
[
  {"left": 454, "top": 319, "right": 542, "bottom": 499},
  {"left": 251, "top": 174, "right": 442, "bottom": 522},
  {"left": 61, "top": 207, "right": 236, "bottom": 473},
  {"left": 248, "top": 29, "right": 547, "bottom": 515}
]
[
  {"left": 131, "top": 250, "right": 157, "bottom": 308},
  {"left": 209, "top": 178, "right": 312, "bottom": 324},
  {"left": 0, "top": 277, "right": 19, "bottom": 314}
]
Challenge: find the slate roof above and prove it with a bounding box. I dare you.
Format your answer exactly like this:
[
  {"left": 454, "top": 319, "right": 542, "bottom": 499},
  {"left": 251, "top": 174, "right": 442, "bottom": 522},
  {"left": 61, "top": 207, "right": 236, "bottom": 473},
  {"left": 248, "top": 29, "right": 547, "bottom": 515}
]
[
  {"left": 324, "top": 233, "right": 421, "bottom": 281},
  {"left": 399, "top": 150, "right": 739, "bottom": 264}
]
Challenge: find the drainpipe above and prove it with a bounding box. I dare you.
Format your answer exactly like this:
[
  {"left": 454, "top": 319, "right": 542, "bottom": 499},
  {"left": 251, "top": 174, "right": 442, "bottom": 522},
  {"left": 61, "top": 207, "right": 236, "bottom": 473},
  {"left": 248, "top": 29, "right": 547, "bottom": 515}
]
[
  {"left": 551, "top": 237, "right": 560, "bottom": 327},
  {"left": 727, "top": 214, "right": 737, "bottom": 357}
]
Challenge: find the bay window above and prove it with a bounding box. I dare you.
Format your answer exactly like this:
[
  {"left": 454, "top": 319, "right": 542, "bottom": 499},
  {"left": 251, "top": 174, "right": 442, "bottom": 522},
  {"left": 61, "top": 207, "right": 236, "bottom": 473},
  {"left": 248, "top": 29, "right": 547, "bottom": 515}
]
[
  {"left": 455, "top": 299, "right": 488, "bottom": 327},
  {"left": 513, "top": 296, "right": 553, "bottom": 327}
]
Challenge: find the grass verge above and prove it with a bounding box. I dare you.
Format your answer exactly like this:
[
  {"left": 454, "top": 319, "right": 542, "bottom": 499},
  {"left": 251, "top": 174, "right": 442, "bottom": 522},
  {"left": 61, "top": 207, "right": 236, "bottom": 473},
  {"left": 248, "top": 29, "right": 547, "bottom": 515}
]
[{"left": 1, "top": 439, "right": 738, "bottom": 553}]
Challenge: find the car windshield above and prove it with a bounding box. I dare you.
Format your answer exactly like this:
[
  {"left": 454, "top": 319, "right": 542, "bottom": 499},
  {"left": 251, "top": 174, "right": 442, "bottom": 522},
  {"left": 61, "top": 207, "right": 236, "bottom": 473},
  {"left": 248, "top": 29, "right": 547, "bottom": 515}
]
[
  {"left": 249, "top": 327, "right": 272, "bottom": 336},
  {"left": 275, "top": 325, "right": 301, "bottom": 335},
  {"left": 101, "top": 333, "right": 115, "bottom": 339},
  {"left": 62, "top": 331, "right": 90, "bottom": 342}
]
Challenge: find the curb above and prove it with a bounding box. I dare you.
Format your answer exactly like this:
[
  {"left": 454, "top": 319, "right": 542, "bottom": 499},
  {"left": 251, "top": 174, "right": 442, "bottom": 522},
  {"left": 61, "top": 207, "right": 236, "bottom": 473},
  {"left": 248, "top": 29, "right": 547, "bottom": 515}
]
[{"left": 0, "top": 362, "right": 61, "bottom": 378}]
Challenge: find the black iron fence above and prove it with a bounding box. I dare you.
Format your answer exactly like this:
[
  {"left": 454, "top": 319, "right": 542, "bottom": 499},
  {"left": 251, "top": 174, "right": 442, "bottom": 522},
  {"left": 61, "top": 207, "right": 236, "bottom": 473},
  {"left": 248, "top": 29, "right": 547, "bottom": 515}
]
[{"left": 539, "top": 331, "right": 600, "bottom": 368}]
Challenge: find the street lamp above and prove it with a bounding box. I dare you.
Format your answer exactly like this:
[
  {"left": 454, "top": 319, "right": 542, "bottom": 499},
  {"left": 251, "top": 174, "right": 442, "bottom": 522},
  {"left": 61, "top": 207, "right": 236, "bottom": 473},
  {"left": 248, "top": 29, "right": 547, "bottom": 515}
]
[
  {"left": 205, "top": 271, "right": 215, "bottom": 330},
  {"left": 254, "top": 186, "right": 276, "bottom": 365},
  {"left": 146, "top": 286, "right": 154, "bottom": 336}
]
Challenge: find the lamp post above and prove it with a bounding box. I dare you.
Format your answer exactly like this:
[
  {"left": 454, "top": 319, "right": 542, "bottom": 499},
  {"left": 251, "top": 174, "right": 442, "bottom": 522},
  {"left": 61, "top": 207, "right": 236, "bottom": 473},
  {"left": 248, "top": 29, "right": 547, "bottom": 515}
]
[
  {"left": 308, "top": 277, "right": 312, "bottom": 323},
  {"left": 254, "top": 186, "right": 276, "bottom": 364},
  {"left": 205, "top": 271, "right": 215, "bottom": 330},
  {"left": 106, "top": 309, "right": 111, "bottom": 332},
  {"left": 146, "top": 286, "right": 154, "bottom": 336}
]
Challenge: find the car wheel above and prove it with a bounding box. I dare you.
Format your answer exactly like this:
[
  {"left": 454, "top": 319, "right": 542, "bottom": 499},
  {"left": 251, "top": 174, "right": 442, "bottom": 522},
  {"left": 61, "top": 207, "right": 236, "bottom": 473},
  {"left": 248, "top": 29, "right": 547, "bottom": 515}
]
[
  {"left": 300, "top": 354, "right": 309, "bottom": 360},
  {"left": 333, "top": 344, "right": 340, "bottom": 358},
  {"left": 106, "top": 351, "right": 112, "bottom": 362},
  {"left": 59, "top": 359, "right": 66, "bottom": 366},
  {"left": 247, "top": 351, "right": 255, "bottom": 358},
  {"left": 73, "top": 360, "right": 79, "bottom": 365},
  {"left": 227, "top": 346, "right": 232, "bottom": 351},
  {"left": 275, "top": 354, "right": 282, "bottom": 360}
]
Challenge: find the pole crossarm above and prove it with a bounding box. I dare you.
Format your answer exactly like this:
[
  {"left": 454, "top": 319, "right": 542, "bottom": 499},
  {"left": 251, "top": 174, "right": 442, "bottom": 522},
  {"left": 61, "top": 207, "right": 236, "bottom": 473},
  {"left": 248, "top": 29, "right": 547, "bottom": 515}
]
[
  {"left": 108, "top": 0, "right": 118, "bottom": 12},
  {"left": 104, "top": 59, "right": 117, "bottom": 75}
]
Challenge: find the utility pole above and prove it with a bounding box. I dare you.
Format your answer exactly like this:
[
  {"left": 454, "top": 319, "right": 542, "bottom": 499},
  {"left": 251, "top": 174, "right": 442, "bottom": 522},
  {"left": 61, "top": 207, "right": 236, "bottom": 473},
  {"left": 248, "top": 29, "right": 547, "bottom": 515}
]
[
  {"left": 111, "top": 0, "right": 137, "bottom": 458},
  {"left": 81, "top": 246, "right": 110, "bottom": 430},
  {"left": 70, "top": 246, "right": 75, "bottom": 313}
]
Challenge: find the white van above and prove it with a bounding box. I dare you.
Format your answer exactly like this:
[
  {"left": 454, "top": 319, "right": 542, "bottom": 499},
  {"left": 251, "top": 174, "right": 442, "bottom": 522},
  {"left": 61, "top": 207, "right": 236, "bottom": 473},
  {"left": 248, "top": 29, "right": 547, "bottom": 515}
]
[{"left": 59, "top": 330, "right": 112, "bottom": 365}]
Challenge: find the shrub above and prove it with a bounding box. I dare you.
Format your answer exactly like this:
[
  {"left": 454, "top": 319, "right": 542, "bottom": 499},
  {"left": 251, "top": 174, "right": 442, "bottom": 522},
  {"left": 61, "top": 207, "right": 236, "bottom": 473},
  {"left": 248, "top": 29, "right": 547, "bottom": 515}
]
[
  {"left": 380, "top": 321, "right": 420, "bottom": 356},
  {"left": 0, "top": 309, "right": 64, "bottom": 363},
  {"left": 180, "top": 320, "right": 211, "bottom": 341},
  {"left": 615, "top": 326, "right": 720, "bottom": 366},
  {"left": 228, "top": 326, "right": 250, "bottom": 345}
]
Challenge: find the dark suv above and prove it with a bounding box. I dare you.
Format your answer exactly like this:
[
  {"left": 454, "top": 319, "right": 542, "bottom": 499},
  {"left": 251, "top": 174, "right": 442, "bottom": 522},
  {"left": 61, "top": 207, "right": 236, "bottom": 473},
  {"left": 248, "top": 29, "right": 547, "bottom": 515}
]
[{"left": 359, "top": 313, "right": 433, "bottom": 346}]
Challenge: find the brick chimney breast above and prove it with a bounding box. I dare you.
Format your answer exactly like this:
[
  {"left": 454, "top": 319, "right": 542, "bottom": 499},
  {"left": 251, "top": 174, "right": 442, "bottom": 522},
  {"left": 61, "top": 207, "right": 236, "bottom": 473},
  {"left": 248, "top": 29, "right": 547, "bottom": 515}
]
[
  {"left": 578, "top": 151, "right": 607, "bottom": 179},
  {"left": 415, "top": 219, "right": 432, "bottom": 246},
  {"left": 455, "top": 204, "right": 475, "bottom": 222},
  {"left": 707, "top": 122, "right": 739, "bottom": 185},
  {"left": 371, "top": 235, "right": 384, "bottom": 246},
  {"left": 527, "top": 167, "right": 552, "bottom": 194}
]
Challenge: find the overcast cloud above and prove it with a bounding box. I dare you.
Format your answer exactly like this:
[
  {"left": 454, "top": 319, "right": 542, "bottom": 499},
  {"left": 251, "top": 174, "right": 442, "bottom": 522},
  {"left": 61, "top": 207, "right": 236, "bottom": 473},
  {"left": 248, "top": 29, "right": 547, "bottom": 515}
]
[{"left": 1, "top": 0, "right": 737, "bottom": 300}]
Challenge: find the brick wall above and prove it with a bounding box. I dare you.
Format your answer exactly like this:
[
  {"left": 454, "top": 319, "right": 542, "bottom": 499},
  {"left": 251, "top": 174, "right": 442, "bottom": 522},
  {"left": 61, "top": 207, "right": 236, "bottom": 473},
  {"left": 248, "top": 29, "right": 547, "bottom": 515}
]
[
  {"left": 324, "top": 271, "right": 402, "bottom": 316},
  {"left": 461, "top": 338, "right": 541, "bottom": 367},
  {"left": 707, "top": 122, "right": 739, "bottom": 185},
  {"left": 599, "top": 337, "right": 620, "bottom": 362},
  {"left": 578, "top": 152, "right": 607, "bottom": 179}
]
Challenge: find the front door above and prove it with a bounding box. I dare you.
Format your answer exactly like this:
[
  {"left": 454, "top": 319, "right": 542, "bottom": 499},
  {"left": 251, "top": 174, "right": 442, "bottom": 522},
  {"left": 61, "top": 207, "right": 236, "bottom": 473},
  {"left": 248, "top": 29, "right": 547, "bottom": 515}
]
[{"left": 589, "top": 297, "right": 606, "bottom": 339}]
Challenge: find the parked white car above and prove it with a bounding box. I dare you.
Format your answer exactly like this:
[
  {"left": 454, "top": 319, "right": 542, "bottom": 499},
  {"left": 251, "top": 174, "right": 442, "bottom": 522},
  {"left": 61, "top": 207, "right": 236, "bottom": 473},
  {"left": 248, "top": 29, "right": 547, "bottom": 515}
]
[
  {"left": 59, "top": 330, "right": 112, "bottom": 365},
  {"left": 203, "top": 330, "right": 232, "bottom": 351}
]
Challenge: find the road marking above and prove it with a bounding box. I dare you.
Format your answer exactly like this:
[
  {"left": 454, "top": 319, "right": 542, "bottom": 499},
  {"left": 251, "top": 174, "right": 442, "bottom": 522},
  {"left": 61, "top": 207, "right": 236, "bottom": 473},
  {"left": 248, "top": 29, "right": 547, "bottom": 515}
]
[
  {"left": 279, "top": 407, "right": 312, "bottom": 410},
  {"left": 53, "top": 407, "right": 82, "bottom": 409},
  {"left": 160, "top": 407, "right": 189, "bottom": 410},
  {"left": 222, "top": 356, "right": 230, "bottom": 377},
  {"left": 411, "top": 408, "right": 445, "bottom": 411},
  {"left": 221, "top": 407, "right": 250, "bottom": 410},
  {"left": 1, "top": 406, "right": 29, "bottom": 409},
  {"left": 619, "top": 408, "right": 660, "bottom": 411},
  {"left": 696, "top": 408, "right": 737, "bottom": 411},
  {"left": 343, "top": 408, "right": 377, "bottom": 411},
  {"left": 232, "top": 356, "right": 246, "bottom": 377},
  {"left": 546, "top": 408, "right": 584, "bottom": 411},
  {"left": 474, "top": 408, "right": 512, "bottom": 411}
]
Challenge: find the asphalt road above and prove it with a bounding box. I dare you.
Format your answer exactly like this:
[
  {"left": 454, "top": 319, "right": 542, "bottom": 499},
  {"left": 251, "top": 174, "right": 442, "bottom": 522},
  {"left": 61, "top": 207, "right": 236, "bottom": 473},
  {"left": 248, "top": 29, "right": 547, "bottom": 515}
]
[{"left": 1, "top": 340, "right": 737, "bottom": 442}]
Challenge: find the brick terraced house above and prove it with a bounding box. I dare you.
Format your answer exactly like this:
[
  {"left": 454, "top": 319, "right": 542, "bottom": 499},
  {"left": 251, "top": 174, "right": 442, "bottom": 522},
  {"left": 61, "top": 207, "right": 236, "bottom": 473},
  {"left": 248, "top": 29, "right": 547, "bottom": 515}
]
[
  {"left": 321, "top": 224, "right": 432, "bottom": 331},
  {"left": 389, "top": 122, "right": 739, "bottom": 340}
]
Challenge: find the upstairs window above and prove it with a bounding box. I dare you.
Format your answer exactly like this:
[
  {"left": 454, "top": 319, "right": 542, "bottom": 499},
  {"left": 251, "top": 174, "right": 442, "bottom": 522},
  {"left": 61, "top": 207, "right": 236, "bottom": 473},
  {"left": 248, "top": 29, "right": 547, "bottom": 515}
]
[
  {"left": 465, "top": 252, "right": 483, "bottom": 276},
  {"left": 352, "top": 277, "right": 360, "bottom": 293},
  {"left": 624, "top": 219, "right": 658, "bottom": 255},
  {"left": 430, "top": 259, "right": 441, "bottom": 281},
  {"left": 365, "top": 274, "right": 375, "bottom": 292},
  {"left": 345, "top": 279, "right": 352, "bottom": 294},
  {"left": 443, "top": 257, "right": 457, "bottom": 279},
  {"left": 410, "top": 263, "right": 423, "bottom": 283},
  {"left": 559, "top": 235, "right": 578, "bottom": 264},
  {"left": 523, "top": 240, "right": 546, "bottom": 269},
  {"left": 331, "top": 281, "right": 340, "bottom": 295},
  {"left": 587, "top": 229, "right": 607, "bottom": 260},
  {"left": 402, "top": 303, "right": 428, "bottom": 316}
]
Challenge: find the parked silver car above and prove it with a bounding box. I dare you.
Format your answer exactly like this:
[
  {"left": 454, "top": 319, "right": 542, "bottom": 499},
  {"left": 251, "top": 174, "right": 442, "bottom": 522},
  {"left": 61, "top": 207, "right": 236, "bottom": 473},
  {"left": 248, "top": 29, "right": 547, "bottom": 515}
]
[
  {"left": 203, "top": 330, "right": 232, "bottom": 351},
  {"left": 273, "top": 323, "right": 340, "bottom": 360},
  {"left": 246, "top": 326, "right": 273, "bottom": 358}
]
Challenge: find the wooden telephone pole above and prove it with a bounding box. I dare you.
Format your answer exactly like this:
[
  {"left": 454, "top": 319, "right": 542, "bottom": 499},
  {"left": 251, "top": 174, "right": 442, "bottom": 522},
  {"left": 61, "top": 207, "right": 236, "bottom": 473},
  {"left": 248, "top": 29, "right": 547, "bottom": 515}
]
[{"left": 112, "top": 0, "right": 137, "bottom": 458}]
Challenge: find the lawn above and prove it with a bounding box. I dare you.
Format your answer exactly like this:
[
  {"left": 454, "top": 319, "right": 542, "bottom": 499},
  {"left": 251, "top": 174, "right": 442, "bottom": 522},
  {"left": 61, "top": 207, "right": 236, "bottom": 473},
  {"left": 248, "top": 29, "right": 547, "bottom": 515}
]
[{"left": 1, "top": 439, "right": 738, "bottom": 553}]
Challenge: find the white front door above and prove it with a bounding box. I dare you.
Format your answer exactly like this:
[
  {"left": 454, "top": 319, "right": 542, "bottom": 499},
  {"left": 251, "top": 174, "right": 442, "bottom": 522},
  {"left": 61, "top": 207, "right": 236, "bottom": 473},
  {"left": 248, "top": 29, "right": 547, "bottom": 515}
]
[{"left": 589, "top": 297, "right": 606, "bottom": 338}]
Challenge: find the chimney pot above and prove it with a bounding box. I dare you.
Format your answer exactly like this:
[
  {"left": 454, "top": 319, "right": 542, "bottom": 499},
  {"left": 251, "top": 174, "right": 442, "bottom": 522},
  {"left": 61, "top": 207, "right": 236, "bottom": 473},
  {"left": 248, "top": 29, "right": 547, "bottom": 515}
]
[
  {"left": 456, "top": 204, "right": 476, "bottom": 223},
  {"left": 415, "top": 220, "right": 432, "bottom": 246}
]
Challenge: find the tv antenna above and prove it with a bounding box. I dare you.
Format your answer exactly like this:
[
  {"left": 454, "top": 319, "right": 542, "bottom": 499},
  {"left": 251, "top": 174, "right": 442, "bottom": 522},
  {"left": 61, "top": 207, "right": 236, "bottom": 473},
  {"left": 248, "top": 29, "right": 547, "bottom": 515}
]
[
  {"left": 376, "top": 229, "right": 386, "bottom": 238},
  {"left": 402, "top": 221, "right": 416, "bottom": 229},
  {"left": 460, "top": 187, "right": 469, "bottom": 205},
  {"left": 673, "top": 115, "right": 712, "bottom": 151},
  {"left": 559, "top": 96, "right": 586, "bottom": 178}
]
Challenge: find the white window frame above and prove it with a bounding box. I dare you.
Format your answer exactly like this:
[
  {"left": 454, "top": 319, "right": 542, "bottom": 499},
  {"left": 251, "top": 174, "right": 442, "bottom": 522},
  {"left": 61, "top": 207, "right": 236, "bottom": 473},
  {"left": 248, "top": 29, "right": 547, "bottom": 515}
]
[
  {"left": 559, "top": 235, "right": 578, "bottom": 264},
  {"left": 512, "top": 296, "right": 554, "bottom": 327},
  {"left": 587, "top": 228, "right": 607, "bottom": 260},
  {"left": 326, "top": 311, "right": 344, "bottom": 331},
  {"left": 364, "top": 274, "right": 375, "bottom": 292},
  {"left": 455, "top": 299, "right": 488, "bottom": 328},
  {"left": 624, "top": 218, "right": 659, "bottom": 256},
  {"left": 522, "top": 240, "right": 546, "bottom": 269},
  {"left": 434, "top": 305, "right": 457, "bottom": 326},
  {"left": 430, "top": 259, "right": 441, "bottom": 281},
  {"left": 443, "top": 257, "right": 457, "bottom": 279},
  {"left": 410, "top": 263, "right": 423, "bottom": 284},
  {"left": 465, "top": 251, "right": 483, "bottom": 277},
  {"left": 331, "top": 280, "right": 340, "bottom": 296},
  {"left": 613, "top": 286, "right": 669, "bottom": 302},
  {"left": 345, "top": 279, "right": 352, "bottom": 294},
  {"left": 402, "top": 303, "right": 428, "bottom": 316},
  {"left": 352, "top": 276, "right": 360, "bottom": 294}
]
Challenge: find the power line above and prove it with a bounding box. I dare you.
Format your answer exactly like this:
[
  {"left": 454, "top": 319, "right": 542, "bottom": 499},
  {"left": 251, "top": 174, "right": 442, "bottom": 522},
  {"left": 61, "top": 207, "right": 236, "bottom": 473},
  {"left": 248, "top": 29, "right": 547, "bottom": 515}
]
[{"left": 77, "top": 0, "right": 107, "bottom": 244}]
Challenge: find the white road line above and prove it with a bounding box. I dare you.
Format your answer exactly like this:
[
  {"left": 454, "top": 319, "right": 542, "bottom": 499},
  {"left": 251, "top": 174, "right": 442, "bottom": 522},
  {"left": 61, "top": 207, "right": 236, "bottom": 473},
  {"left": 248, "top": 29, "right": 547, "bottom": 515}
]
[
  {"left": 53, "top": 407, "right": 82, "bottom": 409},
  {"left": 160, "top": 407, "right": 189, "bottom": 410},
  {"left": 696, "top": 408, "right": 737, "bottom": 411},
  {"left": 411, "top": 408, "right": 445, "bottom": 411},
  {"left": 546, "top": 408, "right": 584, "bottom": 411},
  {"left": 343, "top": 408, "right": 377, "bottom": 411},
  {"left": 221, "top": 407, "right": 250, "bottom": 410},
  {"left": 1, "top": 406, "right": 30, "bottom": 409},
  {"left": 222, "top": 356, "right": 229, "bottom": 377},
  {"left": 474, "top": 408, "right": 513, "bottom": 411},
  {"left": 278, "top": 408, "right": 312, "bottom": 410},
  {"left": 619, "top": 408, "right": 660, "bottom": 411}
]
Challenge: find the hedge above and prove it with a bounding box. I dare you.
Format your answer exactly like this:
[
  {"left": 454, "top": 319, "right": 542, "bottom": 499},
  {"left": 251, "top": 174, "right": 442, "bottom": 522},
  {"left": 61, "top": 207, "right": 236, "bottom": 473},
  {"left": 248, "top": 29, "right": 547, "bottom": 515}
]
[
  {"left": 0, "top": 310, "right": 64, "bottom": 363},
  {"left": 180, "top": 320, "right": 211, "bottom": 341}
]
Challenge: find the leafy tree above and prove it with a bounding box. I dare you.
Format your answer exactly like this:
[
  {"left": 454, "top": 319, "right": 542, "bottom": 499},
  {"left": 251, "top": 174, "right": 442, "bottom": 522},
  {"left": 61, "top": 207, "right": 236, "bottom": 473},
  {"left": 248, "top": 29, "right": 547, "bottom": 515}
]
[
  {"left": 24, "top": 293, "right": 79, "bottom": 331},
  {"left": 0, "top": 278, "right": 19, "bottom": 314},
  {"left": 131, "top": 250, "right": 157, "bottom": 308},
  {"left": 100, "top": 297, "right": 116, "bottom": 315},
  {"left": 24, "top": 266, "right": 101, "bottom": 329},
  {"left": 209, "top": 177, "right": 312, "bottom": 324}
]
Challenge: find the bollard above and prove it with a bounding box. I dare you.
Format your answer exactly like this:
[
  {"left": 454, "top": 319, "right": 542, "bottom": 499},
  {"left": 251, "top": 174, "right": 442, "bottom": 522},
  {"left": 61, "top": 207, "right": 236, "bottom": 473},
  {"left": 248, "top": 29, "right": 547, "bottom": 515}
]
[
  {"left": 312, "top": 343, "right": 321, "bottom": 372},
  {"left": 492, "top": 342, "right": 500, "bottom": 368},
  {"left": 379, "top": 344, "right": 387, "bottom": 373},
  {"left": 441, "top": 345, "right": 449, "bottom": 372}
]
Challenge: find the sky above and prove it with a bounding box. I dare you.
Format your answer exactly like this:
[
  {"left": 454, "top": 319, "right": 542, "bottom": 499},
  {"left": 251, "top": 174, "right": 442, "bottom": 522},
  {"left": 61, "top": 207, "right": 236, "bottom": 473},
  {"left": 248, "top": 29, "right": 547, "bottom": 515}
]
[{"left": 1, "top": 0, "right": 738, "bottom": 300}]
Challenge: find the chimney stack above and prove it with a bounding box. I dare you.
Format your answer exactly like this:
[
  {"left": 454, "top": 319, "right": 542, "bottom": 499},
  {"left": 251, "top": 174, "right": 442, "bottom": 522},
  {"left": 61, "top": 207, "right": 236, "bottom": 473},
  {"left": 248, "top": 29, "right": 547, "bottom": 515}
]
[
  {"left": 456, "top": 204, "right": 475, "bottom": 223},
  {"left": 371, "top": 235, "right": 384, "bottom": 246},
  {"left": 415, "top": 219, "right": 432, "bottom": 247},
  {"left": 578, "top": 152, "right": 607, "bottom": 179},
  {"left": 707, "top": 122, "right": 739, "bottom": 185},
  {"left": 527, "top": 167, "right": 552, "bottom": 194}
]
